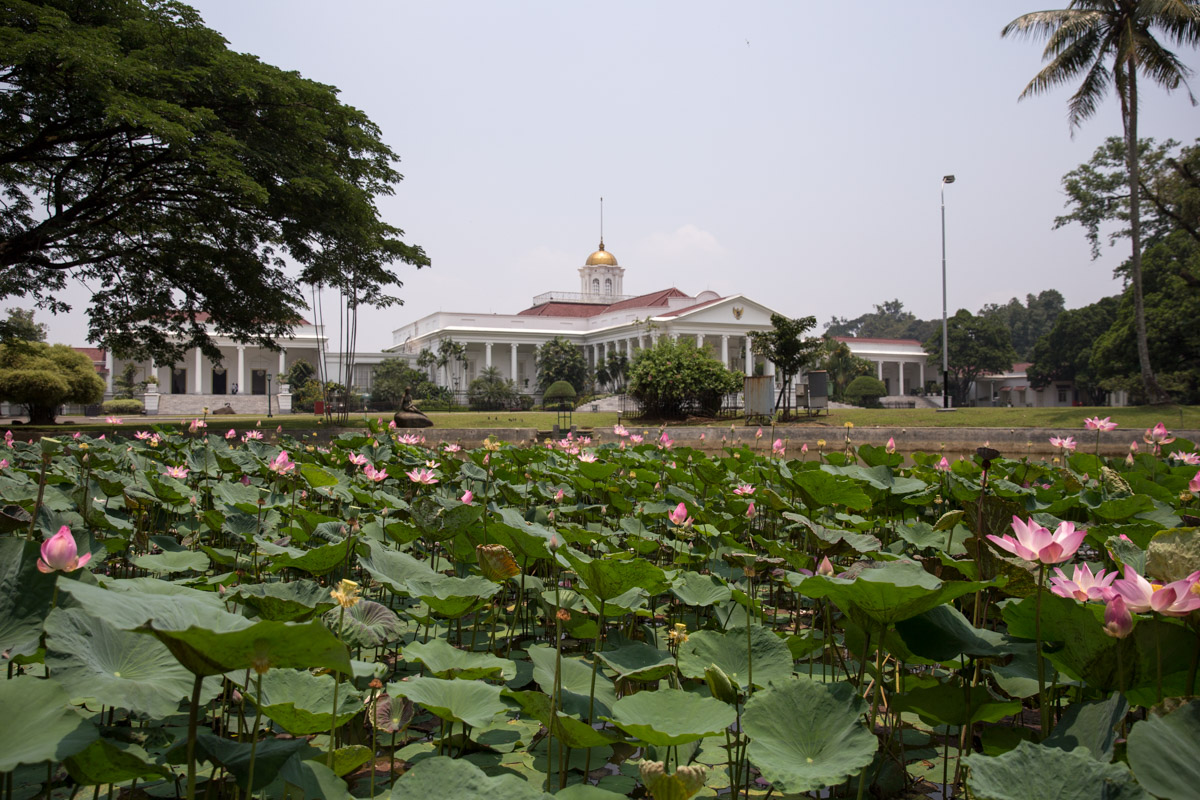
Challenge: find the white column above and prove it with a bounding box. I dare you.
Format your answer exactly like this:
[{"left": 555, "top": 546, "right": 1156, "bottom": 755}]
[
  {"left": 639, "top": 334, "right": 646, "bottom": 349},
  {"left": 695, "top": 333, "right": 703, "bottom": 348},
  {"left": 278, "top": 349, "right": 286, "bottom": 376},
  {"left": 898, "top": 361, "right": 905, "bottom": 395},
  {"left": 721, "top": 335, "right": 729, "bottom": 368},
  {"left": 765, "top": 360, "right": 775, "bottom": 377},
  {"left": 104, "top": 351, "right": 114, "bottom": 395},
  {"left": 877, "top": 360, "right": 883, "bottom": 381},
  {"left": 149, "top": 357, "right": 157, "bottom": 387},
  {"left": 510, "top": 343, "right": 518, "bottom": 381},
  {"left": 744, "top": 336, "right": 753, "bottom": 377},
  {"left": 237, "top": 346, "right": 245, "bottom": 393},
  {"left": 193, "top": 348, "right": 202, "bottom": 393},
  {"left": 485, "top": 341, "right": 493, "bottom": 369},
  {"left": 919, "top": 362, "right": 925, "bottom": 391}
]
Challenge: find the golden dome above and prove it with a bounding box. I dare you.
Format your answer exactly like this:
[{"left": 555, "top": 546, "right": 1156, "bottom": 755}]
[{"left": 585, "top": 241, "right": 618, "bottom": 266}]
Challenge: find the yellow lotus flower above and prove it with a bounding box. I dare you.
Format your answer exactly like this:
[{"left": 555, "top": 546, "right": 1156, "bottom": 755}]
[{"left": 330, "top": 579, "right": 361, "bottom": 608}]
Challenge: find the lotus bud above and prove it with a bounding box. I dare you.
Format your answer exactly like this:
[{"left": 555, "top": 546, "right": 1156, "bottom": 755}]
[
  {"left": 704, "top": 663, "right": 739, "bottom": 704},
  {"left": 817, "top": 556, "right": 834, "bottom": 577}
]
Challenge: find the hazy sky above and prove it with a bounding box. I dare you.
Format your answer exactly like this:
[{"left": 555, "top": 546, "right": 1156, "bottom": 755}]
[{"left": 40, "top": 1, "right": 1200, "bottom": 351}]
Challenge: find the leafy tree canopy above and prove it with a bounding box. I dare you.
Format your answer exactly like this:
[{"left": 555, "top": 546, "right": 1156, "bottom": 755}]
[
  {"left": 923, "top": 310, "right": 1018, "bottom": 408},
  {"left": 468, "top": 366, "right": 518, "bottom": 411},
  {"left": 1027, "top": 295, "right": 1119, "bottom": 405},
  {"left": 371, "top": 358, "right": 443, "bottom": 404},
  {"left": 0, "top": 308, "right": 46, "bottom": 343},
  {"left": 749, "top": 314, "right": 823, "bottom": 418},
  {"left": 819, "top": 337, "right": 874, "bottom": 402},
  {"left": 536, "top": 337, "right": 587, "bottom": 394},
  {"left": 627, "top": 337, "right": 742, "bottom": 419},
  {"left": 0, "top": 341, "right": 105, "bottom": 423},
  {"left": 0, "top": 0, "right": 427, "bottom": 364},
  {"left": 825, "top": 299, "right": 937, "bottom": 343},
  {"left": 978, "top": 289, "right": 1065, "bottom": 360}
]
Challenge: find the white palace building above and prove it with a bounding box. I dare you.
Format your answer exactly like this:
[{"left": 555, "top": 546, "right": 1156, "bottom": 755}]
[{"left": 385, "top": 240, "right": 933, "bottom": 399}]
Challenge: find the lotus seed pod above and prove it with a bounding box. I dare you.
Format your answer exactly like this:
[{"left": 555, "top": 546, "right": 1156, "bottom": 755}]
[{"left": 704, "top": 663, "right": 739, "bottom": 704}]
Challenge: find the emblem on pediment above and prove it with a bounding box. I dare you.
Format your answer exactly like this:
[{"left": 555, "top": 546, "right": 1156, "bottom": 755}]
[{"left": 732, "top": 306, "right": 744, "bottom": 320}]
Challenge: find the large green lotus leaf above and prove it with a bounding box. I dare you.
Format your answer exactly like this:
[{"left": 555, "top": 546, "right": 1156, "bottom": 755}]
[
  {"left": 503, "top": 690, "right": 622, "bottom": 749},
  {"left": 1043, "top": 693, "right": 1127, "bottom": 762},
  {"left": 267, "top": 540, "right": 352, "bottom": 576},
  {"left": 64, "top": 736, "right": 172, "bottom": 784},
  {"left": 1146, "top": 528, "right": 1200, "bottom": 584},
  {"left": 44, "top": 607, "right": 211, "bottom": 718},
  {"left": 793, "top": 560, "right": 985, "bottom": 628},
  {"left": 390, "top": 755, "right": 550, "bottom": 799},
  {"left": 390, "top": 676, "right": 508, "bottom": 729},
  {"left": 782, "top": 512, "right": 881, "bottom": 554},
  {"left": 670, "top": 571, "right": 731, "bottom": 608},
  {"left": 895, "top": 604, "right": 1016, "bottom": 661},
  {"left": 676, "top": 626, "right": 793, "bottom": 691},
  {"left": 230, "top": 580, "right": 336, "bottom": 621},
  {"left": 490, "top": 509, "right": 557, "bottom": 561},
  {"left": 402, "top": 638, "right": 516, "bottom": 681},
  {"left": 605, "top": 689, "right": 735, "bottom": 746},
  {"left": 0, "top": 537, "right": 57, "bottom": 665},
  {"left": 788, "top": 469, "right": 872, "bottom": 511},
  {"left": 891, "top": 679, "right": 1021, "bottom": 727},
  {"left": 965, "top": 740, "right": 1148, "bottom": 800},
  {"left": 131, "top": 550, "right": 211, "bottom": 574},
  {"left": 1127, "top": 700, "right": 1200, "bottom": 800},
  {"left": 359, "top": 544, "right": 439, "bottom": 594},
  {"left": 324, "top": 599, "right": 405, "bottom": 648},
  {"left": 246, "top": 669, "right": 362, "bottom": 735},
  {"left": 1003, "top": 593, "right": 1197, "bottom": 704},
  {"left": 0, "top": 676, "right": 98, "bottom": 771},
  {"left": 741, "top": 678, "right": 876, "bottom": 794},
  {"left": 58, "top": 581, "right": 351, "bottom": 676},
  {"left": 408, "top": 574, "right": 499, "bottom": 619},
  {"left": 276, "top": 757, "right": 353, "bottom": 800},
  {"left": 526, "top": 644, "right": 617, "bottom": 718},
  {"left": 595, "top": 642, "right": 677, "bottom": 682},
  {"left": 176, "top": 730, "right": 310, "bottom": 792},
  {"left": 560, "top": 548, "right": 670, "bottom": 603}
]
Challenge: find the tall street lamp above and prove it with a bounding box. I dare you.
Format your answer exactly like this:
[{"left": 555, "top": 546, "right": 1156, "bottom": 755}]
[
  {"left": 266, "top": 373, "right": 274, "bottom": 418},
  {"left": 940, "top": 175, "right": 955, "bottom": 410}
]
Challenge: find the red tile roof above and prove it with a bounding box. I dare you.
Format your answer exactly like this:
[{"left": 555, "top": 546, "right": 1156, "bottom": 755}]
[{"left": 517, "top": 288, "right": 690, "bottom": 317}]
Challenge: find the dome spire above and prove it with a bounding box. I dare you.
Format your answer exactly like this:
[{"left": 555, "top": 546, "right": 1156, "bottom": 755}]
[{"left": 599, "top": 195, "right": 604, "bottom": 251}]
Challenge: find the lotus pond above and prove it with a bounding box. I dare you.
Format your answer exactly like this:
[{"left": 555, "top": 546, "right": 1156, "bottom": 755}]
[{"left": 2, "top": 420, "right": 1200, "bottom": 800}]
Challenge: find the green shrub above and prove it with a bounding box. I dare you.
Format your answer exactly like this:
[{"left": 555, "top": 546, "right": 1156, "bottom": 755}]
[
  {"left": 627, "top": 338, "right": 742, "bottom": 418},
  {"left": 844, "top": 375, "right": 887, "bottom": 408},
  {"left": 543, "top": 380, "right": 576, "bottom": 409},
  {"left": 102, "top": 398, "right": 144, "bottom": 415},
  {"left": 468, "top": 367, "right": 518, "bottom": 411}
]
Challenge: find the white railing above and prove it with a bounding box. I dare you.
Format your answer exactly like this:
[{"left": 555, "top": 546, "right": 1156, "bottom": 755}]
[{"left": 530, "top": 291, "right": 634, "bottom": 305}]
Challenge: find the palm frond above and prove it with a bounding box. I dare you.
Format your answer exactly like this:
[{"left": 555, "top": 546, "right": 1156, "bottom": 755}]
[
  {"left": 1067, "top": 57, "right": 1114, "bottom": 125},
  {"left": 1019, "top": 29, "right": 1105, "bottom": 98}
]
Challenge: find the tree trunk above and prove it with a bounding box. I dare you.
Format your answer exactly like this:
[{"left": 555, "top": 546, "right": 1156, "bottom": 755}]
[
  {"left": 27, "top": 403, "right": 56, "bottom": 425},
  {"left": 1124, "top": 66, "right": 1168, "bottom": 404}
]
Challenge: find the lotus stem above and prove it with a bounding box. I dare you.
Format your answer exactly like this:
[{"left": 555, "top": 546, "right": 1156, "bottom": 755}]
[
  {"left": 1035, "top": 562, "right": 1051, "bottom": 738},
  {"left": 245, "top": 672, "right": 264, "bottom": 797},
  {"left": 584, "top": 599, "right": 605, "bottom": 778},
  {"left": 328, "top": 605, "right": 346, "bottom": 767},
  {"left": 185, "top": 673, "right": 204, "bottom": 800}
]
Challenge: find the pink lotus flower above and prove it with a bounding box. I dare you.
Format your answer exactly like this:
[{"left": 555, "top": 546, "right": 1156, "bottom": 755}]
[
  {"left": 3, "top": 430, "right": 11, "bottom": 447},
  {"left": 801, "top": 443, "right": 808, "bottom": 454},
  {"left": 613, "top": 424, "right": 629, "bottom": 437},
  {"left": 629, "top": 434, "right": 644, "bottom": 444},
  {"left": 755, "top": 428, "right": 763, "bottom": 440},
  {"left": 1049, "top": 435, "right": 1077, "bottom": 452},
  {"left": 0, "top": 459, "right": 7, "bottom": 469},
  {"left": 987, "top": 516, "right": 1085, "bottom": 565},
  {"left": 1170, "top": 450, "right": 1200, "bottom": 466},
  {"left": 1049, "top": 563, "right": 1116, "bottom": 602},
  {"left": 1084, "top": 416, "right": 1118, "bottom": 432},
  {"left": 1111, "top": 566, "right": 1200, "bottom": 616},
  {"left": 746, "top": 501, "right": 756, "bottom": 519},
  {"left": 424, "top": 460, "right": 440, "bottom": 469},
  {"left": 106, "top": 416, "right": 122, "bottom": 424},
  {"left": 733, "top": 484, "right": 755, "bottom": 496},
  {"left": 817, "top": 556, "right": 834, "bottom": 577},
  {"left": 668, "top": 502, "right": 692, "bottom": 527},
  {"left": 443, "top": 443, "right": 462, "bottom": 453},
  {"left": 885, "top": 437, "right": 896, "bottom": 454},
  {"left": 225, "top": 429, "right": 237, "bottom": 439},
  {"left": 1190, "top": 470, "right": 1200, "bottom": 494},
  {"left": 134, "top": 430, "right": 152, "bottom": 440},
  {"left": 772, "top": 438, "right": 786, "bottom": 457},
  {"left": 188, "top": 419, "right": 207, "bottom": 432},
  {"left": 460, "top": 490, "right": 474, "bottom": 505},
  {"left": 242, "top": 430, "right": 263, "bottom": 442},
  {"left": 936, "top": 456, "right": 951, "bottom": 472},
  {"left": 406, "top": 468, "right": 438, "bottom": 485},
  {"left": 363, "top": 463, "right": 388, "bottom": 482},
  {"left": 268, "top": 451, "right": 296, "bottom": 475},
  {"left": 348, "top": 453, "right": 367, "bottom": 466},
  {"left": 658, "top": 432, "right": 673, "bottom": 450},
  {"left": 163, "top": 465, "right": 189, "bottom": 479},
  {"left": 578, "top": 452, "right": 597, "bottom": 463},
  {"left": 1144, "top": 423, "right": 1175, "bottom": 454},
  {"left": 1103, "top": 594, "right": 1133, "bottom": 639},
  {"left": 397, "top": 433, "right": 421, "bottom": 445},
  {"left": 37, "top": 526, "right": 91, "bottom": 574}
]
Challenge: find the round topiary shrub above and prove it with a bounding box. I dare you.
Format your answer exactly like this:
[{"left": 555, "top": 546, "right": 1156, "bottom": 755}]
[
  {"left": 543, "top": 380, "right": 577, "bottom": 409},
  {"left": 102, "top": 398, "right": 144, "bottom": 415},
  {"left": 844, "top": 375, "right": 887, "bottom": 408}
]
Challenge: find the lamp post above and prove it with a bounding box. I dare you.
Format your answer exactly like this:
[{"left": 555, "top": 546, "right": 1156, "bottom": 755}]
[
  {"left": 266, "top": 373, "right": 274, "bottom": 418},
  {"left": 940, "top": 175, "right": 955, "bottom": 410}
]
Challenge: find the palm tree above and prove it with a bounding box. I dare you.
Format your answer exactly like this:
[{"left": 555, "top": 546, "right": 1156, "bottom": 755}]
[{"left": 1002, "top": 0, "right": 1200, "bottom": 403}]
